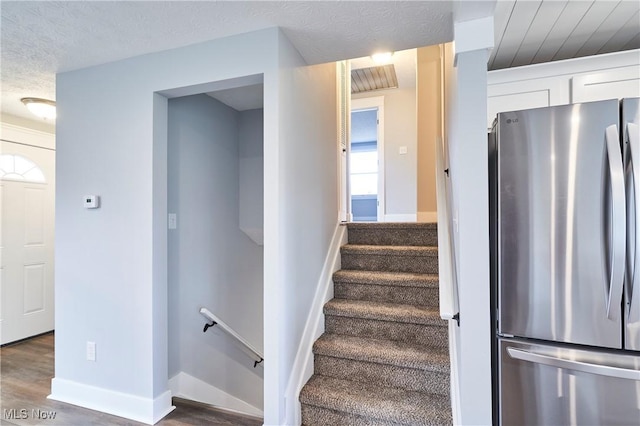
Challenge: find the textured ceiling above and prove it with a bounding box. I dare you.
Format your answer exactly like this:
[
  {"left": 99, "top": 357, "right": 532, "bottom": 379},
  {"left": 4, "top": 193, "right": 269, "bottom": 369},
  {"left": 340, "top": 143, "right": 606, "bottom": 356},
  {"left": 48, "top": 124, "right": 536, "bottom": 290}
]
[
  {"left": 3, "top": 1, "right": 635, "bottom": 128},
  {"left": 490, "top": 0, "right": 640, "bottom": 70},
  {"left": 0, "top": 1, "right": 457, "bottom": 124}
]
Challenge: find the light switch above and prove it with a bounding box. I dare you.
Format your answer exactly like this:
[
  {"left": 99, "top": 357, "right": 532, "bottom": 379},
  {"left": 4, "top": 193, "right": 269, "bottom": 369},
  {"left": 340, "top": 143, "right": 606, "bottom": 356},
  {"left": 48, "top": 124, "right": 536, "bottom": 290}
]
[
  {"left": 399, "top": 146, "right": 408, "bottom": 155},
  {"left": 168, "top": 213, "right": 177, "bottom": 230}
]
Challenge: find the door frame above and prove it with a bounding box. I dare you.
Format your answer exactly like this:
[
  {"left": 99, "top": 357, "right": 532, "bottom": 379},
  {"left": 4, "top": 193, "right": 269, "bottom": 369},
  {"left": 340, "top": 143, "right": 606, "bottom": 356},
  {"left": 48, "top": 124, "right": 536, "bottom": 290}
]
[{"left": 351, "top": 96, "right": 385, "bottom": 221}]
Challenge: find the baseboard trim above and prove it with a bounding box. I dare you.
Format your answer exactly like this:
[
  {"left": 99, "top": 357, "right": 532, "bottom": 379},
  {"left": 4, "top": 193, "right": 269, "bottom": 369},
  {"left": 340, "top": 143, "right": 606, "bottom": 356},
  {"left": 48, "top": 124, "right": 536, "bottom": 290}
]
[
  {"left": 417, "top": 211, "right": 438, "bottom": 223},
  {"left": 449, "top": 321, "right": 461, "bottom": 425},
  {"left": 284, "top": 220, "right": 347, "bottom": 425},
  {"left": 168, "top": 372, "right": 263, "bottom": 418},
  {"left": 384, "top": 214, "right": 417, "bottom": 222},
  {"left": 48, "top": 378, "right": 175, "bottom": 425}
]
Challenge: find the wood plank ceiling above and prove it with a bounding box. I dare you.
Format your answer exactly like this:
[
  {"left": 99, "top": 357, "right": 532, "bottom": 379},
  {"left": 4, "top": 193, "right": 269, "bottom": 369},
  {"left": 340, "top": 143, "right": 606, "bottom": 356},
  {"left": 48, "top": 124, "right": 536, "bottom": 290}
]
[
  {"left": 490, "top": 0, "right": 640, "bottom": 70},
  {"left": 351, "top": 65, "right": 399, "bottom": 94}
]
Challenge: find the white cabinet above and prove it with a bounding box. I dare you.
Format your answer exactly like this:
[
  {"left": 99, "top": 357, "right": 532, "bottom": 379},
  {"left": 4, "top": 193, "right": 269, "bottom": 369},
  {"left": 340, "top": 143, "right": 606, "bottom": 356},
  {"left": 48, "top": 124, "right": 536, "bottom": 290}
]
[
  {"left": 572, "top": 65, "right": 640, "bottom": 103},
  {"left": 488, "top": 78, "right": 566, "bottom": 128},
  {"left": 488, "top": 49, "right": 640, "bottom": 128}
]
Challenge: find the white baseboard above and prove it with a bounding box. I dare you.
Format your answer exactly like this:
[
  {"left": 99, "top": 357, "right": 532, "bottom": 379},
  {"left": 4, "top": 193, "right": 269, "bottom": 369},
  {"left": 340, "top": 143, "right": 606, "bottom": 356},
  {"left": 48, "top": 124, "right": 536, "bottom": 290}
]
[
  {"left": 417, "top": 211, "right": 438, "bottom": 223},
  {"left": 284, "top": 221, "right": 347, "bottom": 426},
  {"left": 168, "top": 372, "right": 263, "bottom": 418},
  {"left": 384, "top": 214, "right": 417, "bottom": 222},
  {"left": 449, "top": 321, "right": 461, "bottom": 425},
  {"left": 48, "top": 378, "right": 175, "bottom": 425}
]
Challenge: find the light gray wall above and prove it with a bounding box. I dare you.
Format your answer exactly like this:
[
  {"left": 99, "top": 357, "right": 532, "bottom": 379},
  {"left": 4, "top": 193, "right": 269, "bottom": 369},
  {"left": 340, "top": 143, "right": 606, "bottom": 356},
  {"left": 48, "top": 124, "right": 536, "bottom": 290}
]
[
  {"left": 239, "top": 108, "right": 264, "bottom": 244},
  {"left": 446, "top": 18, "right": 493, "bottom": 424},
  {"left": 353, "top": 87, "right": 417, "bottom": 217},
  {"left": 167, "top": 95, "right": 263, "bottom": 408},
  {"left": 54, "top": 28, "right": 278, "bottom": 418},
  {"left": 54, "top": 26, "right": 337, "bottom": 425}
]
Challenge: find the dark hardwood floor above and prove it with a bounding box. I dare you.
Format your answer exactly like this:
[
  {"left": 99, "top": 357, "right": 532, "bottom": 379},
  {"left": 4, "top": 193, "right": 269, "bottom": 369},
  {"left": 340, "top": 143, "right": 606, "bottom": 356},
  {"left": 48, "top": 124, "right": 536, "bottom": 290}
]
[{"left": 0, "top": 333, "right": 263, "bottom": 425}]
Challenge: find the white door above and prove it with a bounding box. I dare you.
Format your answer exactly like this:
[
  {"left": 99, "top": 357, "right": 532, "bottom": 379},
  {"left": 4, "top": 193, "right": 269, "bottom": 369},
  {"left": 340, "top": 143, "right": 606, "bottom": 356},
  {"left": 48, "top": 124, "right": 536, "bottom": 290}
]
[{"left": 1, "top": 140, "right": 55, "bottom": 344}]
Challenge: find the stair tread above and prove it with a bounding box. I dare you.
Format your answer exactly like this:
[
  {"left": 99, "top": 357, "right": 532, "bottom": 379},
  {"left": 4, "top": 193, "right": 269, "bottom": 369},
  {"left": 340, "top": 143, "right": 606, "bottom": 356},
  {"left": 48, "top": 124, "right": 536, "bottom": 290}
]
[
  {"left": 324, "top": 299, "right": 444, "bottom": 326},
  {"left": 314, "top": 333, "right": 449, "bottom": 373},
  {"left": 341, "top": 244, "right": 438, "bottom": 256},
  {"left": 300, "top": 375, "right": 451, "bottom": 425},
  {"left": 333, "top": 269, "right": 439, "bottom": 287},
  {"left": 347, "top": 222, "right": 437, "bottom": 230}
]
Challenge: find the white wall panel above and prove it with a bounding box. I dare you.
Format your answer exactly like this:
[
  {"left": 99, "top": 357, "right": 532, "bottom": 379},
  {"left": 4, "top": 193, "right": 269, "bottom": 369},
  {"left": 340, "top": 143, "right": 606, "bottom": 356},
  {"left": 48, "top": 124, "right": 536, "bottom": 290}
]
[
  {"left": 572, "top": 65, "right": 640, "bottom": 103},
  {"left": 23, "top": 263, "right": 44, "bottom": 314},
  {"left": 24, "top": 188, "right": 44, "bottom": 246}
]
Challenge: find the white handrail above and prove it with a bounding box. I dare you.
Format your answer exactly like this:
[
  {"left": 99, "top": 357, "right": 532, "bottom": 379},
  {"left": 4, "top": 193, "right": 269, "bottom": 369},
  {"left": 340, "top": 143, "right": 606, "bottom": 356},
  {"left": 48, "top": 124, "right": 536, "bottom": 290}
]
[
  {"left": 435, "top": 136, "right": 460, "bottom": 321},
  {"left": 199, "top": 307, "right": 264, "bottom": 366}
]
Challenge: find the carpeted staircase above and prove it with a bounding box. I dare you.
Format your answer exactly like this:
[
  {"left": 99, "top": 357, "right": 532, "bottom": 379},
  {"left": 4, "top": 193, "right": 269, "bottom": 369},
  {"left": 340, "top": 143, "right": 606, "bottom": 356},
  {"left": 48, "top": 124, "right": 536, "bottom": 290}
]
[{"left": 300, "top": 222, "right": 451, "bottom": 426}]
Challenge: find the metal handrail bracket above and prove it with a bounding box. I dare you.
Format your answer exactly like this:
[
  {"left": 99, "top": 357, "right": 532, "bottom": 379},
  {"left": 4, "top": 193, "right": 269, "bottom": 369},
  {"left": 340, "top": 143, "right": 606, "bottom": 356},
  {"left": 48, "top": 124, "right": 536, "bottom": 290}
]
[{"left": 199, "top": 307, "right": 264, "bottom": 368}]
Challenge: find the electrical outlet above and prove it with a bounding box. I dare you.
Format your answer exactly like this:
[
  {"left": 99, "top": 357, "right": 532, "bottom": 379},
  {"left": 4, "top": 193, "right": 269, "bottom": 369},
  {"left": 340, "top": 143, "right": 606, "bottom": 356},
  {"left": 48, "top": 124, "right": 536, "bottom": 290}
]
[{"left": 86, "top": 341, "right": 96, "bottom": 361}]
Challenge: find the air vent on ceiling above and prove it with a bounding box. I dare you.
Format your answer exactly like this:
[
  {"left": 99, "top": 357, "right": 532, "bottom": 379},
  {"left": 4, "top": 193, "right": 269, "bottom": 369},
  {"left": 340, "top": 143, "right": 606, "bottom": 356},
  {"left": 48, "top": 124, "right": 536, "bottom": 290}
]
[{"left": 351, "top": 64, "right": 398, "bottom": 94}]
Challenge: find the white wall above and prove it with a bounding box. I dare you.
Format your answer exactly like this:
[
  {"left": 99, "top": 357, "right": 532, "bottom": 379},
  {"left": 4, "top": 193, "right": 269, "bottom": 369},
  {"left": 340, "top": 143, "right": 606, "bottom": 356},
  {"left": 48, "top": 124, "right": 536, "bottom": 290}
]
[
  {"left": 167, "top": 95, "right": 263, "bottom": 410},
  {"left": 1, "top": 113, "right": 56, "bottom": 135},
  {"left": 53, "top": 28, "right": 280, "bottom": 424},
  {"left": 353, "top": 86, "right": 417, "bottom": 219},
  {"left": 270, "top": 31, "right": 338, "bottom": 424},
  {"left": 445, "top": 17, "right": 494, "bottom": 426}
]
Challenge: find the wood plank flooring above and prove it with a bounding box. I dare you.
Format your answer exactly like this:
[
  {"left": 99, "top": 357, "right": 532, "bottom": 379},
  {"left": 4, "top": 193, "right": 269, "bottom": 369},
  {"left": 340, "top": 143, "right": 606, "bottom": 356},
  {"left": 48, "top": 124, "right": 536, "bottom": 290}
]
[{"left": 0, "top": 333, "right": 263, "bottom": 426}]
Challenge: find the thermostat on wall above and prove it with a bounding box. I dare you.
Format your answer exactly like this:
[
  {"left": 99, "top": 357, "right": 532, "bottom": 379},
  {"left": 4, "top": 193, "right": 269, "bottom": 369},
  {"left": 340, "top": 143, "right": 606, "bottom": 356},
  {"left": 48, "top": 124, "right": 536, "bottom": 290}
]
[{"left": 84, "top": 195, "right": 100, "bottom": 209}]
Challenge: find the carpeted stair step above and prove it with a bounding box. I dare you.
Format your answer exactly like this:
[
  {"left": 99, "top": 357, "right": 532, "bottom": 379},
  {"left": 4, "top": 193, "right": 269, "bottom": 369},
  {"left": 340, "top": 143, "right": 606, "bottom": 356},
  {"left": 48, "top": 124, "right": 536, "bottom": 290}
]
[
  {"left": 324, "top": 299, "right": 447, "bottom": 347},
  {"left": 300, "top": 375, "right": 452, "bottom": 426},
  {"left": 333, "top": 269, "right": 439, "bottom": 307},
  {"left": 347, "top": 222, "right": 438, "bottom": 247},
  {"left": 341, "top": 245, "right": 438, "bottom": 274},
  {"left": 313, "top": 333, "right": 450, "bottom": 394}
]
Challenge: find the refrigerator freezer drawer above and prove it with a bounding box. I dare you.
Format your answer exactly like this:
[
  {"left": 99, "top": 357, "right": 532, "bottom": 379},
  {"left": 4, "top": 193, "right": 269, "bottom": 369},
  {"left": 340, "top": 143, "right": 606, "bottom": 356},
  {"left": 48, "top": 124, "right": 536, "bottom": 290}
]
[{"left": 499, "top": 339, "right": 640, "bottom": 426}]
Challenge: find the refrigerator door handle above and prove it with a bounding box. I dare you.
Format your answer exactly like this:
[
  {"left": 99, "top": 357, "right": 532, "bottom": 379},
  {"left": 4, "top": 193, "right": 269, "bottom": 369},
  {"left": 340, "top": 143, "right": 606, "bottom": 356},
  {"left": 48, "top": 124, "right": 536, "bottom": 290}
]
[
  {"left": 507, "top": 347, "right": 640, "bottom": 381},
  {"left": 628, "top": 122, "right": 640, "bottom": 323},
  {"left": 605, "top": 124, "right": 625, "bottom": 320}
]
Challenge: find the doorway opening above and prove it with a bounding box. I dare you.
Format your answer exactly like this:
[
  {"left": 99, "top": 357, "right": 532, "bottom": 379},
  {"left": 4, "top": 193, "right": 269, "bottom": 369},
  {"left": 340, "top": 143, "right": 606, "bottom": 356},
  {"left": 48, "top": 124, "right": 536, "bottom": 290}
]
[
  {"left": 166, "top": 77, "right": 264, "bottom": 418},
  {"left": 350, "top": 104, "right": 383, "bottom": 221},
  {"left": 340, "top": 47, "right": 423, "bottom": 223}
]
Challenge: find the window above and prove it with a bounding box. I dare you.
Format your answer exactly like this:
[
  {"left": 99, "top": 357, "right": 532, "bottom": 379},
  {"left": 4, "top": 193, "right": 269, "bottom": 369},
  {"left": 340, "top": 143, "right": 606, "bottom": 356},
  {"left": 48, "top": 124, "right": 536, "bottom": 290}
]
[
  {"left": 350, "top": 150, "right": 377, "bottom": 195},
  {"left": 0, "top": 154, "right": 46, "bottom": 183}
]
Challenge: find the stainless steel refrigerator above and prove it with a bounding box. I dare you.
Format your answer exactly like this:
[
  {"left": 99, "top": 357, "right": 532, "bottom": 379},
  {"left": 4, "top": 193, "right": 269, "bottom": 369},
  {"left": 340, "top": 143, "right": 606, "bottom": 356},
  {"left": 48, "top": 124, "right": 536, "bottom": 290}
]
[{"left": 490, "top": 98, "right": 640, "bottom": 425}]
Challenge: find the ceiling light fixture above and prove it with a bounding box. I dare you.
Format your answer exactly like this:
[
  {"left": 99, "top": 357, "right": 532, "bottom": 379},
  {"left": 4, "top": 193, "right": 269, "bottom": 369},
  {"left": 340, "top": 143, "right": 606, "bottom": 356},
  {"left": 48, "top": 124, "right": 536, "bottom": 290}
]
[
  {"left": 20, "top": 97, "right": 56, "bottom": 120},
  {"left": 371, "top": 52, "right": 394, "bottom": 64}
]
